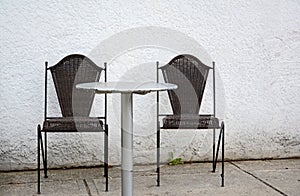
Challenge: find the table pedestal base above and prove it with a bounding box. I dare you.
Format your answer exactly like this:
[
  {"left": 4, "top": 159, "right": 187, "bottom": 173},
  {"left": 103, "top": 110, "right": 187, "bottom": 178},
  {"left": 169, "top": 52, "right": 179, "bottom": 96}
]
[{"left": 121, "top": 93, "right": 133, "bottom": 196}]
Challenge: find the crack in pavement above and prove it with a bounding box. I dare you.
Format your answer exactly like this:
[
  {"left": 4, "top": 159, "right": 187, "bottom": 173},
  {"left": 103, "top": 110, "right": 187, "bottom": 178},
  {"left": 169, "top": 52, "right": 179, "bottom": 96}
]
[
  {"left": 83, "top": 179, "right": 92, "bottom": 196},
  {"left": 230, "top": 162, "right": 288, "bottom": 196}
]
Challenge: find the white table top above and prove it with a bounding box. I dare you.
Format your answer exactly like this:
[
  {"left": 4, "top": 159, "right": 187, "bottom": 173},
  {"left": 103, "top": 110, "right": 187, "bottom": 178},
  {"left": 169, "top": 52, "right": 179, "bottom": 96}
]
[{"left": 76, "top": 81, "right": 177, "bottom": 94}]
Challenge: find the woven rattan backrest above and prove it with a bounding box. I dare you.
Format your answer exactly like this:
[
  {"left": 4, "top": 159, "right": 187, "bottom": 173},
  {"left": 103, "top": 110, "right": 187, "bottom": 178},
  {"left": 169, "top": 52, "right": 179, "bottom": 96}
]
[
  {"left": 49, "top": 54, "right": 103, "bottom": 117},
  {"left": 161, "top": 54, "right": 210, "bottom": 115}
]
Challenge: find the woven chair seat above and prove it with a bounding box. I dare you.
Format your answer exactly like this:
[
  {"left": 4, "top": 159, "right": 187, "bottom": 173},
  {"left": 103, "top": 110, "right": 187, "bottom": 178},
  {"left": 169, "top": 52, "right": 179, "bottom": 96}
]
[
  {"left": 162, "top": 114, "right": 219, "bottom": 129},
  {"left": 43, "top": 117, "right": 104, "bottom": 132}
]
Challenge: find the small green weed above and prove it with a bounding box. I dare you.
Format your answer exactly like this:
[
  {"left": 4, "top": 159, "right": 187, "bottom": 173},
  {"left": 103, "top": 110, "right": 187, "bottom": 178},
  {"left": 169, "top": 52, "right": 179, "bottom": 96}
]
[{"left": 168, "top": 152, "right": 184, "bottom": 165}]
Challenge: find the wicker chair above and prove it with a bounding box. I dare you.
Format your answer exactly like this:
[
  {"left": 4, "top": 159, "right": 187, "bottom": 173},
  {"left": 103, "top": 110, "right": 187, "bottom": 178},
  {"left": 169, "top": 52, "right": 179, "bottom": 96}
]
[
  {"left": 156, "top": 54, "right": 225, "bottom": 187},
  {"left": 37, "top": 54, "right": 109, "bottom": 193}
]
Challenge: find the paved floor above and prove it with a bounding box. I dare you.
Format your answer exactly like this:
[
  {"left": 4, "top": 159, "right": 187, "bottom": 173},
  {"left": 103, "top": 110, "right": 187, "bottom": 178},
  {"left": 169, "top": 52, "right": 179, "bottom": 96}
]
[{"left": 0, "top": 159, "right": 299, "bottom": 196}]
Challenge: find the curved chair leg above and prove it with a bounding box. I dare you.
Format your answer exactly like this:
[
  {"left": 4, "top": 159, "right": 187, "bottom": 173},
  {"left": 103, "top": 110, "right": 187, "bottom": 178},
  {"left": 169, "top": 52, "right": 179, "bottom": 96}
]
[
  {"left": 156, "top": 121, "right": 160, "bottom": 187},
  {"left": 213, "top": 126, "right": 223, "bottom": 172},
  {"left": 39, "top": 132, "right": 47, "bottom": 178},
  {"left": 221, "top": 122, "right": 225, "bottom": 187},
  {"left": 44, "top": 132, "right": 48, "bottom": 178},
  {"left": 213, "top": 122, "right": 225, "bottom": 187}
]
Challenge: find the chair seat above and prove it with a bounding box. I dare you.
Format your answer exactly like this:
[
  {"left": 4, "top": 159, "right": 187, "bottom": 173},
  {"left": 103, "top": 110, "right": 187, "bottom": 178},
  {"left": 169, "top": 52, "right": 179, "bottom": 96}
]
[
  {"left": 43, "top": 117, "right": 104, "bottom": 132},
  {"left": 162, "top": 114, "right": 219, "bottom": 129}
]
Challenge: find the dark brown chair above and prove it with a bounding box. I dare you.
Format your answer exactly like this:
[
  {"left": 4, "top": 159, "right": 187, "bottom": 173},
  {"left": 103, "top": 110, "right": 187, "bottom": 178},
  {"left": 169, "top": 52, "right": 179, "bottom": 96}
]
[
  {"left": 37, "top": 54, "right": 109, "bottom": 194},
  {"left": 156, "top": 54, "right": 225, "bottom": 186}
]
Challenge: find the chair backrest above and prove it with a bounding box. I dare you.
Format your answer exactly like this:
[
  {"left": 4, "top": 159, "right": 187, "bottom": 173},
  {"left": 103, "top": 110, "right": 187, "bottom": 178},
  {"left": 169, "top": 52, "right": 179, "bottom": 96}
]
[
  {"left": 160, "top": 54, "right": 210, "bottom": 115},
  {"left": 49, "top": 54, "right": 103, "bottom": 117}
]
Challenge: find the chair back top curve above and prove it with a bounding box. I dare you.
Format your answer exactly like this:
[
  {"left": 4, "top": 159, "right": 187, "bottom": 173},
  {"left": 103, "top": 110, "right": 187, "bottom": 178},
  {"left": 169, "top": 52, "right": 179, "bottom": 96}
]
[
  {"left": 49, "top": 54, "right": 103, "bottom": 117},
  {"left": 160, "top": 54, "right": 210, "bottom": 115}
]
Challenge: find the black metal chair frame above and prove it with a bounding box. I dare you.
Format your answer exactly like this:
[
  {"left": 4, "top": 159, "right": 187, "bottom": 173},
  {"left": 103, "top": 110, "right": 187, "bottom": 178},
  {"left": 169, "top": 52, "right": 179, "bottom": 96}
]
[
  {"left": 37, "top": 54, "right": 109, "bottom": 194},
  {"left": 156, "top": 54, "right": 225, "bottom": 187}
]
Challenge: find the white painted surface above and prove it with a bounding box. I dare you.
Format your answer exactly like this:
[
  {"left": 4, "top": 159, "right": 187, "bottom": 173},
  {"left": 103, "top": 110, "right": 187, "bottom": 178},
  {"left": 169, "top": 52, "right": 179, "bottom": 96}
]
[
  {"left": 0, "top": 0, "right": 299, "bottom": 170},
  {"left": 76, "top": 82, "right": 177, "bottom": 94}
]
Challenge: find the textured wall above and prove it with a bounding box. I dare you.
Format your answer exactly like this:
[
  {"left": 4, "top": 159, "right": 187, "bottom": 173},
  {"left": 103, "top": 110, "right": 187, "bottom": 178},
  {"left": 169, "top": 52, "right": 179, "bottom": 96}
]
[{"left": 0, "top": 0, "right": 299, "bottom": 170}]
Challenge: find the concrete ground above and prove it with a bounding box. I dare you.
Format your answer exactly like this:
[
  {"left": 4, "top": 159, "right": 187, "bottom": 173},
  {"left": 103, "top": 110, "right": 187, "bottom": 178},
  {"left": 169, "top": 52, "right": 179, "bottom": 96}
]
[{"left": 0, "top": 159, "right": 299, "bottom": 196}]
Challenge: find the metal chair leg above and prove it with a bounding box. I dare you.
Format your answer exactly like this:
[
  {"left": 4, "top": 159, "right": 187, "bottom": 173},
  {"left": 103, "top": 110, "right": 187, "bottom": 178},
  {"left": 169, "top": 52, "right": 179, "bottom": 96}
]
[
  {"left": 213, "top": 126, "right": 223, "bottom": 172},
  {"left": 156, "top": 122, "right": 160, "bottom": 187},
  {"left": 39, "top": 132, "right": 47, "bottom": 178},
  {"left": 44, "top": 132, "right": 48, "bottom": 178},
  {"left": 104, "top": 125, "right": 109, "bottom": 192},
  {"left": 212, "top": 128, "right": 216, "bottom": 172},
  {"left": 221, "top": 122, "right": 225, "bottom": 187},
  {"left": 37, "top": 125, "right": 41, "bottom": 194}
]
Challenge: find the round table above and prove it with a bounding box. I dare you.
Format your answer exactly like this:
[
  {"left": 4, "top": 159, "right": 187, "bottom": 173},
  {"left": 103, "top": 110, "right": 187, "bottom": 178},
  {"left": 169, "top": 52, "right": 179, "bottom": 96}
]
[{"left": 76, "top": 81, "right": 177, "bottom": 196}]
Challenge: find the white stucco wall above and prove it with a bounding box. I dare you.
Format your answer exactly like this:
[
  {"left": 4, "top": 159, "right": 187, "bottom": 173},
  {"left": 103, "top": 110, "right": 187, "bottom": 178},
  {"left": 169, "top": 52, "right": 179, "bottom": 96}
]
[{"left": 0, "top": 0, "right": 299, "bottom": 170}]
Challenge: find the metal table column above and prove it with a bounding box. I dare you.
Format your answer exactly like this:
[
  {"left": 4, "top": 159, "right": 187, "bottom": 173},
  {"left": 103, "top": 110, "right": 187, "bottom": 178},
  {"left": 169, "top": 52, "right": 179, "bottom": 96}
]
[{"left": 121, "top": 93, "right": 133, "bottom": 196}]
